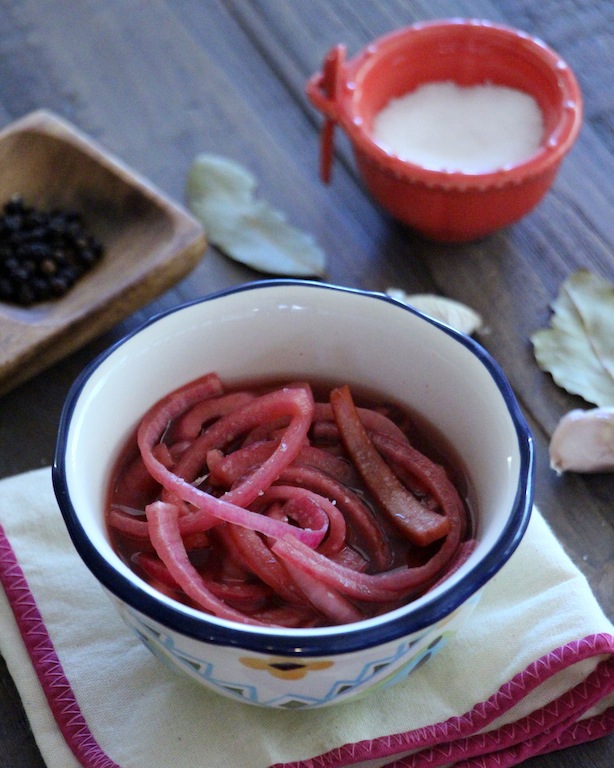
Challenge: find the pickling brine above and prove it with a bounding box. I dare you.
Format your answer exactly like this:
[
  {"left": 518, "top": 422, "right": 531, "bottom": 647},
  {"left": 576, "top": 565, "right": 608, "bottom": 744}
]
[{"left": 106, "top": 373, "right": 476, "bottom": 628}]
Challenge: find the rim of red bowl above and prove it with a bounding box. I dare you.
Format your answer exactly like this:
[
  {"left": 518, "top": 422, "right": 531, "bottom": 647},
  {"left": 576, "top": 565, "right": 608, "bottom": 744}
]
[{"left": 320, "top": 18, "right": 583, "bottom": 190}]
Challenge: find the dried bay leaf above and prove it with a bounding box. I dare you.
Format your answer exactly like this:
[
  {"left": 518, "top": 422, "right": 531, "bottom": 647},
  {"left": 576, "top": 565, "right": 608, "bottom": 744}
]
[
  {"left": 531, "top": 270, "right": 614, "bottom": 407},
  {"left": 386, "top": 289, "right": 483, "bottom": 335},
  {"left": 186, "top": 154, "right": 326, "bottom": 277}
]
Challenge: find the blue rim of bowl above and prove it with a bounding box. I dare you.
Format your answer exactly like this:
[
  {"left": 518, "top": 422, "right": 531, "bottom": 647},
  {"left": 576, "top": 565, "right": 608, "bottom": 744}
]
[{"left": 53, "top": 279, "right": 535, "bottom": 656}]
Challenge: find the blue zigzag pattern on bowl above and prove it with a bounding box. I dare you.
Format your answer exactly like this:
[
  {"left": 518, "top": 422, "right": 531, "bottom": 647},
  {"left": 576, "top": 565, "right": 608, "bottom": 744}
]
[{"left": 125, "top": 611, "right": 444, "bottom": 708}]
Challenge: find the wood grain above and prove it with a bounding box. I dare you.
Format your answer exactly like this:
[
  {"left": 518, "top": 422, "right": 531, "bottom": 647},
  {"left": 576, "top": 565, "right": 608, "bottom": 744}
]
[{"left": 0, "top": 2, "right": 612, "bottom": 767}]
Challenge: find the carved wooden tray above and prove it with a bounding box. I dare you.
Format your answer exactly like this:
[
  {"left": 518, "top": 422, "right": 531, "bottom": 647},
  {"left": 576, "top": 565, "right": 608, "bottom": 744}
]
[{"left": 0, "top": 109, "right": 206, "bottom": 397}]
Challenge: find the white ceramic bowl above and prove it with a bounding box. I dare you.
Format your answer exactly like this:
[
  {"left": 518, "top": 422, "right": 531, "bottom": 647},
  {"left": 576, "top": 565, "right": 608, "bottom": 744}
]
[{"left": 53, "top": 280, "right": 534, "bottom": 708}]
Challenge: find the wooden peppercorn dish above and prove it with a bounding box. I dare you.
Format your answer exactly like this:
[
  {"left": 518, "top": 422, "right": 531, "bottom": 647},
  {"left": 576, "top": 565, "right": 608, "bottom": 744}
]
[{"left": 0, "top": 109, "right": 206, "bottom": 397}]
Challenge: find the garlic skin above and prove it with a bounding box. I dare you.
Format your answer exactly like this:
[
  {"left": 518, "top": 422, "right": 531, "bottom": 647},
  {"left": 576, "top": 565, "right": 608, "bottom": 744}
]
[{"left": 549, "top": 407, "right": 614, "bottom": 473}]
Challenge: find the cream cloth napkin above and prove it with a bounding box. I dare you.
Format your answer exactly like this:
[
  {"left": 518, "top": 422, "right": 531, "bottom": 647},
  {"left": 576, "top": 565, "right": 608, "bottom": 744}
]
[{"left": 1, "top": 467, "right": 613, "bottom": 768}]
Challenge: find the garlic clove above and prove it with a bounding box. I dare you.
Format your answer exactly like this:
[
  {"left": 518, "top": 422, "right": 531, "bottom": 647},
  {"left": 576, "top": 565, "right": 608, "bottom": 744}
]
[{"left": 549, "top": 407, "right": 614, "bottom": 473}]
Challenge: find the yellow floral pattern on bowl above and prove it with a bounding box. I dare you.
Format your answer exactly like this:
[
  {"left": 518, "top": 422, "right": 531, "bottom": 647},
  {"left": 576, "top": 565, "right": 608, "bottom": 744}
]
[{"left": 239, "top": 656, "right": 334, "bottom": 680}]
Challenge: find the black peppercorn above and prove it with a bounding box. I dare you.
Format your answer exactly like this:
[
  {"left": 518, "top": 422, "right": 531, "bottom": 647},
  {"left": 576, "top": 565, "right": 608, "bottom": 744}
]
[{"left": 0, "top": 196, "right": 104, "bottom": 306}]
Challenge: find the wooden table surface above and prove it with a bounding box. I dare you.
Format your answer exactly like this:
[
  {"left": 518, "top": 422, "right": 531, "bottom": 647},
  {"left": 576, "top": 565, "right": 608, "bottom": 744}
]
[{"left": 0, "top": 1, "right": 612, "bottom": 767}]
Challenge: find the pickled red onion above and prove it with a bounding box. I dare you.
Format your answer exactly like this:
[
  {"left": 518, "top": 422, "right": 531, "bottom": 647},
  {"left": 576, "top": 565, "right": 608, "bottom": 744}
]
[
  {"left": 137, "top": 382, "right": 327, "bottom": 547},
  {"left": 145, "top": 501, "right": 271, "bottom": 625},
  {"left": 106, "top": 374, "right": 473, "bottom": 628},
  {"left": 330, "top": 385, "right": 451, "bottom": 546}
]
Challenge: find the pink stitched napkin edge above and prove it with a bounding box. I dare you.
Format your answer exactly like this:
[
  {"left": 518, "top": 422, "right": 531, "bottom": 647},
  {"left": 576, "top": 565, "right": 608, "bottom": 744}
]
[
  {"left": 275, "top": 635, "right": 614, "bottom": 768},
  {"left": 1, "top": 518, "right": 614, "bottom": 768},
  {"left": 0, "top": 522, "right": 120, "bottom": 768}
]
